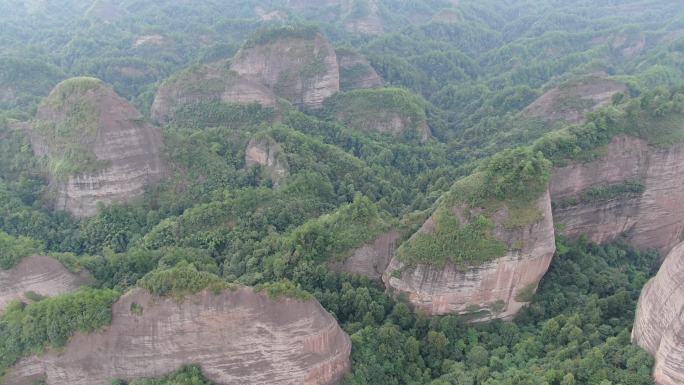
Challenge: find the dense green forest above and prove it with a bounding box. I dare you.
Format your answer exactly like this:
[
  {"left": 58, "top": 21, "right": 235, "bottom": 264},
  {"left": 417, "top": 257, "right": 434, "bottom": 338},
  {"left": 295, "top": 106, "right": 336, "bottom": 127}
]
[{"left": 1, "top": 0, "right": 684, "bottom": 384}]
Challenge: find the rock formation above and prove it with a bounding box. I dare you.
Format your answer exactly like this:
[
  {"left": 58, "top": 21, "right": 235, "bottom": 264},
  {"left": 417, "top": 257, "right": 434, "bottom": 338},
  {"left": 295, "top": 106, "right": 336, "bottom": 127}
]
[
  {"left": 0, "top": 255, "right": 93, "bottom": 313},
  {"left": 550, "top": 135, "right": 684, "bottom": 255},
  {"left": 328, "top": 230, "right": 402, "bottom": 280},
  {"left": 5, "top": 287, "right": 351, "bottom": 385},
  {"left": 383, "top": 190, "right": 556, "bottom": 321},
  {"left": 283, "top": 0, "right": 384, "bottom": 35},
  {"left": 336, "top": 49, "right": 383, "bottom": 91},
  {"left": 25, "top": 77, "right": 165, "bottom": 218},
  {"left": 230, "top": 29, "right": 339, "bottom": 109},
  {"left": 632, "top": 241, "right": 684, "bottom": 385},
  {"left": 151, "top": 63, "right": 278, "bottom": 124},
  {"left": 245, "top": 135, "right": 289, "bottom": 186},
  {"left": 325, "top": 88, "right": 431, "bottom": 139},
  {"left": 524, "top": 78, "right": 627, "bottom": 124}
]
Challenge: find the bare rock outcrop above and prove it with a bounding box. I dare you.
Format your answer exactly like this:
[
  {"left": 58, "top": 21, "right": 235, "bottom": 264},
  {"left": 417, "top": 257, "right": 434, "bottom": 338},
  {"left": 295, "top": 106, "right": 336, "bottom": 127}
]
[
  {"left": 230, "top": 30, "right": 339, "bottom": 109},
  {"left": 632, "top": 241, "right": 684, "bottom": 385},
  {"left": 550, "top": 135, "right": 684, "bottom": 254},
  {"left": 245, "top": 135, "right": 289, "bottom": 186},
  {"left": 328, "top": 230, "right": 402, "bottom": 280},
  {"left": 383, "top": 190, "right": 556, "bottom": 321},
  {"left": 25, "top": 77, "right": 165, "bottom": 218},
  {"left": 336, "top": 49, "right": 383, "bottom": 91},
  {"left": 524, "top": 78, "right": 627, "bottom": 124},
  {"left": 0, "top": 255, "right": 93, "bottom": 313},
  {"left": 151, "top": 64, "right": 278, "bottom": 124},
  {"left": 5, "top": 287, "right": 351, "bottom": 385}
]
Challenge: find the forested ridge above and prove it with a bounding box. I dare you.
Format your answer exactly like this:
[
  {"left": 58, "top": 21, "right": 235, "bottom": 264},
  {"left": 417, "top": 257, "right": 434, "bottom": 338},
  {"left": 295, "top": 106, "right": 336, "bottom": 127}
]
[{"left": 1, "top": 0, "right": 684, "bottom": 384}]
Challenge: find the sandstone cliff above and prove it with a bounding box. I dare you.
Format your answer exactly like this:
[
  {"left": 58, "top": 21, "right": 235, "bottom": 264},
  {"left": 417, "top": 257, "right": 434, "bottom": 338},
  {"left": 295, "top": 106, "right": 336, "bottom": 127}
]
[
  {"left": 26, "top": 77, "right": 165, "bottom": 218},
  {"left": 5, "top": 287, "right": 351, "bottom": 385},
  {"left": 245, "top": 135, "right": 289, "bottom": 186},
  {"left": 336, "top": 49, "right": 383, "bottom": 91},
  {"left": 151, "top": 63, "right": 278, "bottom": 124},
  {"left": 550, "top": 135, "right": 684, "bottom": 254},
  {"left": 383, "top": 189, "right": 556, "bottom": 321},
  {"left": 524, "top": 78, "right": 627, "bottom": 124},
  {"left": 0, "top": 255, "right": 93, "bottom": 313},
  {"left": 230, "top": 30, "right": 339, "bottom": 109},
  {"left": 328, "top": 230, "right": 402, "bottom": 280},
  {"left": 632, "top": 241, "right": 684, "bottom": 385}
]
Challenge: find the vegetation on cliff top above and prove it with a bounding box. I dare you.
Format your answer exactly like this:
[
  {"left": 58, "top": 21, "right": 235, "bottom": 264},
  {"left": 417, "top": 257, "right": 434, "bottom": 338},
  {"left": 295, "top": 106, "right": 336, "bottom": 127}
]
[
  {"left": 0, "top": 230, "right": 43, "bottom": 269},
  {"left": 243, "top": 24, "right": 320, "bottom": 48},
  {"left": 137, "top": 262, "right": 229, "bottom": 298}
]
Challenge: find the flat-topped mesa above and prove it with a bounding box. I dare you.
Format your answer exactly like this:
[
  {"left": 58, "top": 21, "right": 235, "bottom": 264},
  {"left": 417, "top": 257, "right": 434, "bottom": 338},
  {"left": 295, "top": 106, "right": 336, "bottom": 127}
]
[
  {"left": 384, "top": 149, "right": 555, "bottom": 321},
  {"left": 0, "top": 255, "right": 93, "bottom": 314},
  {"left": 151, "top": 63, "right": 278, "bottom": 124},
  {"left": 335, "top": 48, "right": 383, "bottom": 91},
  {"left": 230, "top": 26, "right": 339, "bottom": 109},
  {"left": 324, "top": 88, "right": 431, "bottom": 140},
  {"left": 523, "top": 78, "right": 627, "bottom": 124},
  {"left": 550, "top": 135, "right": 684, "bottom": 255},
  {"left": 5, "top": 286, "right": 351, "bottom": 385},
  {"left": 245, "top": 135, "right": 289, "bottom": 187},
  {"left": 632, "top": 241, "right": 684, "bottom": 385},
  {"left": 26, "top": 77, "right": 165, "bottom": 218}
]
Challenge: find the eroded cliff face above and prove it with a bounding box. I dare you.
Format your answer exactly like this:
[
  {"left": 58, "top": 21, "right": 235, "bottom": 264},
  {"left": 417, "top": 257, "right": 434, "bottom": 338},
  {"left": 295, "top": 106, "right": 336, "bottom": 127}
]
[
  {"left": 245, "top": 135, "right": 289, "bottom": 186},
  {"left": 26, "top": 78, "right": 166, "bottom": 218},
  {"left": 151, "top": 64, "right": 278, "bottom": 124},
  {"left": 230, "top": 33, "right": 339, "bottom": 109},
  {"left": 632, "top": 241, "right": 684, "bottom": 385},
  {"left": 328, "top": 230, "right": 402, "bottom": 280},
  {"left": 5, "top": 287, "right": 351, "bottom": 385},
  {"left": 524, "top": 79, "right": 627, "bottom": 124},
  {"left": 383, "top": 191, "right": 556, "bottom": 321},
  {"left": 550, "top": 135, "right": 684, "bottom": 254},
  {"left": 0, "top": 256, "right": 93, "bottom": 313},
  {"left": 336, "top": 49, "right": 383, "bottom": 91}
]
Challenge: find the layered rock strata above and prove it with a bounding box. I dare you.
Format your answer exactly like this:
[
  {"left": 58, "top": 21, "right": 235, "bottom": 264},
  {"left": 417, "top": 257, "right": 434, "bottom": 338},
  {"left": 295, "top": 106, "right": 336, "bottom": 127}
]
[
  {"left": 383, "top": 191, "right": 556, "bottom": 321},
  {"left": 230, "top": 33, "right": 339, "bottom": 109},
  {"left": 632, "top": 241, "right": 684, "bottom": 385},
  {"left": 5, "top": 287, "right": 351, "bottom": 385},
  {"left": 26, "top": 78, "right": 165, "bottom": 218},
  {"left": 151, "top": 64, "right": 278, "bottom": 124},
  {"left": 336, "top": 49, "right": 383, "bottom": 91},
  {"left": 0, "top": 255, "right": 93, "bottom": 313},
  {"left": 550, "top": 135, "right": 684, "bottom": 254}
]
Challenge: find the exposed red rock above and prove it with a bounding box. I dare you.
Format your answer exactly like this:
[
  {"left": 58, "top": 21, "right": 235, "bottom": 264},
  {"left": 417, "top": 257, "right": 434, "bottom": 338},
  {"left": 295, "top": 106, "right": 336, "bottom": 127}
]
[
  {"left": 5, "top": 287, "right": 351, "bottom": 385},
  {"left": 632, "top": 241, "right": 684, "bottom": 385},
  {"left": 0, "top": 256, "right": 93, "bottom": 314},
  {"left": 245, "top": 135, "right": 289, "bottom": 187},
  {"left": 550, "top": 135, "right": 684, "bottom": 255},
  {"left": 328, "top": 230, "right": 402, "bottom": 280},
  {"left": 336, "top": 49, "right": 383, "bottom": 91}
]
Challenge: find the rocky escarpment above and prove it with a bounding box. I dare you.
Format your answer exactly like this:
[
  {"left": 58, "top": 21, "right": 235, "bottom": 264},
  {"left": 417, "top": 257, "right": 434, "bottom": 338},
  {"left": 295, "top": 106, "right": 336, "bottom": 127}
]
[
  {"left": 245, "top": 135, "right": 289, "bottom": 186},
  {"left": 5, "top": 287, "right": 351, "bottom": 385},
  {"left": 384, "top": 186, "right": 556, "bottom": 321},
  {"left": 550, "top": 135, "right": 684, "bottom": 254},
  {"left": 230, "top": 29, "right": 339, "bottom": 109},
  {"left": 0, "top": 255, "right": 93, "bottom": 313},
  {"left": 151, "top": 63, "right": 278, "bottom": 124},
  {"left": 632, "top": 241, "right": 684, "bottom": 385},
  {"left": 25, "top": 77, "right": 165, "bottom": 218},
  {"left": 524, "top": 78, "right": 627, "bottom": 124},
  {"left": 328, "top": 230, "right": 402, "bottom": 280},
  {"left": 336, "top": 49, "right": 383, "bottom": 91}
]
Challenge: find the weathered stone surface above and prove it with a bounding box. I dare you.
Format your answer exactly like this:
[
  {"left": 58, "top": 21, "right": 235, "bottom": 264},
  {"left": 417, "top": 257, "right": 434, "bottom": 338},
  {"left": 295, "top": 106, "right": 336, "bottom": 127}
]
[
  {"left": 5, "top": 287, "right": 351, "bottom": 385},
  {"left": 550, "top": 135, "right": 684, "bottom": 254},
  {"left": 383, "top": 191, "right": 556, "bottom": 321},
  {"left": 26, "top": 78, "right": 166, "bottom": 218},
  {"left": 245, "top": 135, "right": 289, "bottom": 186},
  {"left": 230, "top": 33, "right": 339, "bottom": 109},
  {"left": 632, "top": 241, "right": 684, "bottom": 385},
  {"left": 151, "top": 63, "right": 278, "bottom": 124},
  {"left": 524, "top": 79, "right": 627, "bottom": 124},
  {"left": 336, "top": 49, "right": 383, "bottom": 91},
  {"left": 329, "top": 230, "right": 402, "bottom": 280},
  {"left": 0, "top": 256, "right": 93, "bottom": 313}
]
